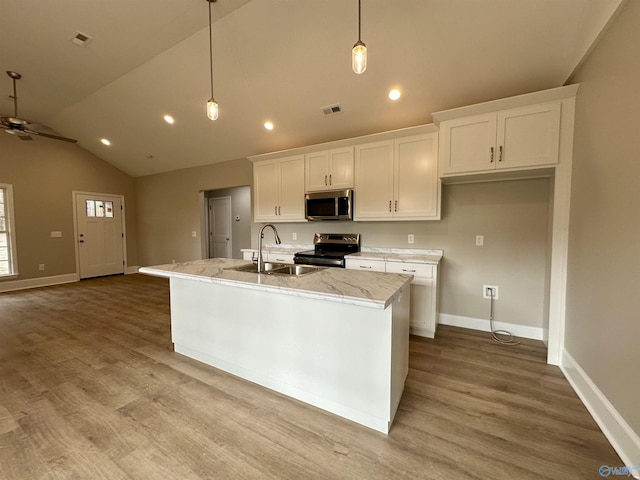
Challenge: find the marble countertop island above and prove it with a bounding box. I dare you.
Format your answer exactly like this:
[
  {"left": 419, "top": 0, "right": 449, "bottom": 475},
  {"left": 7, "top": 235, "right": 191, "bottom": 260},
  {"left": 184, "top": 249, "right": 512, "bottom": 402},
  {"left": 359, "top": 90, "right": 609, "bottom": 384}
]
[{"left": 139, "top": 258, "right": 412, "bottom": 309}]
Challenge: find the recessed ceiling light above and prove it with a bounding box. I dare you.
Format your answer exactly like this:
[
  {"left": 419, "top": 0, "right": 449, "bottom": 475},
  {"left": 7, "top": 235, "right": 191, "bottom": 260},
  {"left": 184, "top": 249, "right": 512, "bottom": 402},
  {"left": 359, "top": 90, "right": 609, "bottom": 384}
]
[
  {"left": 264, "top": 121, "right": 274, "bottom": 131},
  {"left": 163, "top": 115, "right": 175, "bottom": 124},
  {"left": 100, "top": 138, "right": 111, "bottom": 146},
  {"left": 388, "top": 89, "right": 401, "bottom": 101}
]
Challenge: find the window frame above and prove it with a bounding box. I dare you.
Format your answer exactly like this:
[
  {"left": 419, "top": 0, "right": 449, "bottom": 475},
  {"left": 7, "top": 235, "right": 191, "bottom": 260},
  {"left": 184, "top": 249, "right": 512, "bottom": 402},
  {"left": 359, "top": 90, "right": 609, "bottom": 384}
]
[{"left": 0, "top": 183, "right": 18, "bottom": 277}]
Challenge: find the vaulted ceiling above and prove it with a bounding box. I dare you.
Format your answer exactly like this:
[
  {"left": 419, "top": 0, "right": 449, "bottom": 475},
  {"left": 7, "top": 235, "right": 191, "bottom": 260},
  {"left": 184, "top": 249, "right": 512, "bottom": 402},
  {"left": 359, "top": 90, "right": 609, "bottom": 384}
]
[{"left": 0, "top": 0, "right": 624, "bottom": 177}]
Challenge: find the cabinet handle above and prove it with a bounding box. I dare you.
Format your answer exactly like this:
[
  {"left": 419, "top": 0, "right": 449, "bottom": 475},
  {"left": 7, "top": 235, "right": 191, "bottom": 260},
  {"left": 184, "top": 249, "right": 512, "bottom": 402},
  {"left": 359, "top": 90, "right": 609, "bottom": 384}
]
[
  {"left": 395, "top": 200, "right": 398, "bottom": 212},
  {"left": 490, "top": 146, "right": 494, "bottom": 163},
  {"left": 278, "top": 205, "right": 281, "bottom": 215},
  {"left": 389, "top": 200, "right": 392, "bottom": 212},
  {"left": 274, "top": 205, "right": 277, "bottom": 215},
  {"left": 359, "top": 265, "right": 372, "bottom": 269},
  {"left": 402, "top": 268, "right": 417, "bottom": 273},
  {"left": 274, "top": 258, "right": 285, "bottom": 262},
  {"left": 499, "top": 145, "right": 503, "bottom": 162},
  {"left": 329, "top": 174, "right": 332, "bottom": 185},
  {"left": 324, "top": 175, "right": 328, "bottom": 185}
]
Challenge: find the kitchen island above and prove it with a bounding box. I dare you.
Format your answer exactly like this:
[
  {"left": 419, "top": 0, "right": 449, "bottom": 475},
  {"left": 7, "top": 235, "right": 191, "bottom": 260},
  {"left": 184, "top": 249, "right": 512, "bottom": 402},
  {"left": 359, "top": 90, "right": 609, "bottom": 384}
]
[{"left": 139, "top": 258, "right": 412, "bottom": 434}]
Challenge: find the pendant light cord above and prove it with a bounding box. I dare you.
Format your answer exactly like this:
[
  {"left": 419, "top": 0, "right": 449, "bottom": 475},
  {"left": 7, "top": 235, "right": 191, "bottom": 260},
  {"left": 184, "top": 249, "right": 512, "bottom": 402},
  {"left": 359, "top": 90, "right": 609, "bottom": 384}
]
[
  {"left": 208, "top": 0, "right": 214, "bottom": 100},
  {"left": 357, "top": 0, "right": 362, "bottom": 42}
]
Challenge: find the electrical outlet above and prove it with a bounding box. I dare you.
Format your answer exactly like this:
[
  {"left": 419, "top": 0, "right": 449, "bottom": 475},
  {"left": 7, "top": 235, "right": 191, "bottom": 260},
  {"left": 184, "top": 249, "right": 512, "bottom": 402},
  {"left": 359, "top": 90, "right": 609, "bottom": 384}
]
[
  {"left": 191, "top": 231, "right": 197, "bottom": 238},
  {"left": 476, "top": 235, "right": 484, "bottom": 246},
  {"left": 408, "top": 234, "right": 415, "bottom": 244},
  {"left": 38, "top": 264, "right": 45, "bottom": 271},
  {"left": 292, "top": 232, "right": 297, "bottom": 241},
  {"left": 483, "top": 285, "right": 499, "bottom": 299}
]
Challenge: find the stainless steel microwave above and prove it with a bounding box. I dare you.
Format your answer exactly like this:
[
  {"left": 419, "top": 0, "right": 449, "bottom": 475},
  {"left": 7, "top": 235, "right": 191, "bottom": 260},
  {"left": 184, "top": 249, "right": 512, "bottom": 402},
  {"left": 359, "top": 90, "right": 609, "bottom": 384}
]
[{"left": 305, "top": 189, "right": 353, "bottom": 221}]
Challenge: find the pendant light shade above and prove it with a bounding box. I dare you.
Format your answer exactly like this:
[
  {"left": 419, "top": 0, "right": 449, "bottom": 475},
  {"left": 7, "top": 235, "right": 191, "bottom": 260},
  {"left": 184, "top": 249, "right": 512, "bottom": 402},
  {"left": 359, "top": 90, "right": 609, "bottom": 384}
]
[
  {"left": 206, "top": 0, "right": 218, "bottom": 121},
  {"left": 352, "top": 41, "right": 367, "bottom": 75},
  {"left": 352, "top": 0, "right": 367, "bottom": 74},
  {"left": 207, "top": 99, "right": 219, "bottom": 120}
]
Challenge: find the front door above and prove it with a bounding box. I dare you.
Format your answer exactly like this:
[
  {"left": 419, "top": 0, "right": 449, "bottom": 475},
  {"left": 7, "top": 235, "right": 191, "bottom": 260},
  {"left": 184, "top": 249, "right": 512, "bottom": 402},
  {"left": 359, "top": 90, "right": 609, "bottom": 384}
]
[
  {"left": 75, "top": 193, "right": 125, "bottom": 279},
  {"left": 208, "top": 196, "right": 232, "bottom": 258}
]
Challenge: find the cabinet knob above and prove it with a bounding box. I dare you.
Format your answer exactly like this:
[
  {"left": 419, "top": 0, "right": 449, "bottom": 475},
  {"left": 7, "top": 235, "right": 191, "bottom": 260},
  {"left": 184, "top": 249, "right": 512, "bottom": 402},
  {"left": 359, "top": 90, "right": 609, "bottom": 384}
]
[{"left": 490, "top": 146, "right": 494, "bottom": 163}]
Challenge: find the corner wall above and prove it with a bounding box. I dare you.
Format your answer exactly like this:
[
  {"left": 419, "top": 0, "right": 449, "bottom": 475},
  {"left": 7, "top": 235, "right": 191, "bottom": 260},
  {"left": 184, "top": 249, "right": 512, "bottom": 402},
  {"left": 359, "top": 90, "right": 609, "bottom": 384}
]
[{"left": 565, "top": 0, "right": 640, "bottom": 466}]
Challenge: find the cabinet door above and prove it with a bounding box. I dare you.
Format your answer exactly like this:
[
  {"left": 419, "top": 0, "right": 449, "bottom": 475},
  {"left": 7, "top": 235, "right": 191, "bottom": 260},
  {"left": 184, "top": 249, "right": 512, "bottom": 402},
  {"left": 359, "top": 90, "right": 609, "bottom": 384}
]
[
  {"left": 253, "top": 160, "right": 280, "bottom": 222},
  {"left": 497, "top": 102, "right": 561, "bottom": 169},
  {"left": 304, "top": 151, "right": 330, "bottom": 192},
  {"left": 394, "top": 133, "right": 440, "bottom": 219},
  {"left": 354, "top": 141, "right": 394, "bottom": 220},
  {"left": 278, "top": 155, "right": 305, "bottom": 221},
  {"left": 328, "top": 147, "right": 354, "bottom": 189},
  {"left": 439, "top": 113, "right": 497, "bottom": 174}
]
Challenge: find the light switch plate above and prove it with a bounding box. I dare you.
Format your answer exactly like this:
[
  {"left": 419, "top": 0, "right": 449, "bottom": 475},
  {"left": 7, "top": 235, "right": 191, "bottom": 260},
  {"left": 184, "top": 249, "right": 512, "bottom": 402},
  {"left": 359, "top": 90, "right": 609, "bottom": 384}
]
[{"left": 50, "top": 231, "right": 62, "bottom": 238}]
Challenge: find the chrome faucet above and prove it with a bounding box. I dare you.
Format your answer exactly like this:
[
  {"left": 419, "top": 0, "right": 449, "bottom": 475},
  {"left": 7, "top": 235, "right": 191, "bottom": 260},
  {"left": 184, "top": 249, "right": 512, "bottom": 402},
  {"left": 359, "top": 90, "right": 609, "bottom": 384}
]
[{"left": 257, "top": 223, "right": 281, "bottom": 273}]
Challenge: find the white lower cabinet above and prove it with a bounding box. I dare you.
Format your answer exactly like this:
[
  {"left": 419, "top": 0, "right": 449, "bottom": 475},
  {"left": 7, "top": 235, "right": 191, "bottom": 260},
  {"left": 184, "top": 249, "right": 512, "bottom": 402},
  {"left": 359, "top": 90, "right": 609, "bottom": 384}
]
[{"left": 345, "top": 257, "right": 439, "bottom": 338}]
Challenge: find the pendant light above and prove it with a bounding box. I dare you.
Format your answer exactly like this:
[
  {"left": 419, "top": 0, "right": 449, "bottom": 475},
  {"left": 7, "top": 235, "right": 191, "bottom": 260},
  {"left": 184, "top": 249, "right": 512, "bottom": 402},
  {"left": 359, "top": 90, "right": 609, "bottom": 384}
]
[
  {"left": 352, "top": 0, "right": 367, "bottom": 74},
  {"left": 206, "top": 0, "right": 219, "bottom": 120}
]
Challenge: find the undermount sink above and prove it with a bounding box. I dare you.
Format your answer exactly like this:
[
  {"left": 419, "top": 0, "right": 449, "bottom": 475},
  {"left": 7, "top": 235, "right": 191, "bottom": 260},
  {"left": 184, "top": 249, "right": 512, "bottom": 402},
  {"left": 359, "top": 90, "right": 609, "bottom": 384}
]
[{"left": 225, "top": 262, "right": 325, "bottom": 277}]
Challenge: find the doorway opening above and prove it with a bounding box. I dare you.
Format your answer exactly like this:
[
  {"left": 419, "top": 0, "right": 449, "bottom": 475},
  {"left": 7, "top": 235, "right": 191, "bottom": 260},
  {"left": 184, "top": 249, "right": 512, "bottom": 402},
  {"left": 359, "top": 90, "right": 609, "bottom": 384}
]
[{"left": 202, "top": 186, "right": 251, "bottom": 259}]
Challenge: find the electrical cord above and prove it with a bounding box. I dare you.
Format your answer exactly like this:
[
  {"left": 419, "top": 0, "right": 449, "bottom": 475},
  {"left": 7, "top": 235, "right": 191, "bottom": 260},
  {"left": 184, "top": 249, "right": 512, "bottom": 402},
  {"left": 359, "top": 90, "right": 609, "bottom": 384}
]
[{"left": 488, "top": 288, "right": 520, "bottom": 346}]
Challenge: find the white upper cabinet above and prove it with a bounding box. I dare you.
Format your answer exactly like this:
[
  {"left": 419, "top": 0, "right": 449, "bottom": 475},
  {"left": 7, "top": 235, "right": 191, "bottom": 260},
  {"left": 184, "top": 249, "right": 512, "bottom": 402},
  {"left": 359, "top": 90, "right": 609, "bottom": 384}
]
[
  {"left": 305, "top": 147, "right": 354, "bottom": 192},
  {"left": 355, "top": 133, "right": 440, "bottom": 221},
  {"left": 253, "top": 155, "right": 305, "bottom": 222},
  {"left": 439, "top": 102, "right": 561, "bottom": 175}
]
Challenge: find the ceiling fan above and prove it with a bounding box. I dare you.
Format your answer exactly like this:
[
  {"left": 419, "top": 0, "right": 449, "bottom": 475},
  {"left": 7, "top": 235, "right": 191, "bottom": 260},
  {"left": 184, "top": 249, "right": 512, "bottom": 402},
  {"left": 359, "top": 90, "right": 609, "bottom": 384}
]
[{"left": 1, "top": 71, "right": 77, "bottom": 143}]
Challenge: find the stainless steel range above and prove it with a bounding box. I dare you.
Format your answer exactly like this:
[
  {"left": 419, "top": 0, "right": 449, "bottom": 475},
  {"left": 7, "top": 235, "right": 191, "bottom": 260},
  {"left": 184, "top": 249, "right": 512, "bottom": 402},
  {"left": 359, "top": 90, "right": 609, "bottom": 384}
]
[{"left": 294, "top": 233, "right": 360, "bottom": 268}]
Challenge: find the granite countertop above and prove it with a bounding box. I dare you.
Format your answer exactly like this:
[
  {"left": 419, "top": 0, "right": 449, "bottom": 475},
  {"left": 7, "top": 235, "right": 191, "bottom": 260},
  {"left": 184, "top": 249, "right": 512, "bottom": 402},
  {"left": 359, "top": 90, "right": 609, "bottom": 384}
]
[
  {"left": 347, "top": 248, "right": 443, "bottom": 265},
  {"left": 139, "top": 258, "right": 412, "bottom": 310}
]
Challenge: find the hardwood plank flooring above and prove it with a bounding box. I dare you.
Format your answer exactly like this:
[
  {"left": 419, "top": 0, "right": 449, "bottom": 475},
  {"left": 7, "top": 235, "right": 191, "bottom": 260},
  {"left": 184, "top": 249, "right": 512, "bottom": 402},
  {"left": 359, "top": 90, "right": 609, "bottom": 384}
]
[{"left": 0, "top": 274, "right": 621, "bottom": 479}]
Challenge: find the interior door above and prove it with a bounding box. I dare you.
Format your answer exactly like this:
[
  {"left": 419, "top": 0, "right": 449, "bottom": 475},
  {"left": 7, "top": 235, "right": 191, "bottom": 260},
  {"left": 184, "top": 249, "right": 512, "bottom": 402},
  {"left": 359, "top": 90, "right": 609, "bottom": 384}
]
[
  {"left": 208, "top": 196, "right": 232, "bottom": 258},
  {"left": 75, "top": 193, "right": 124, "bottom": 279}
]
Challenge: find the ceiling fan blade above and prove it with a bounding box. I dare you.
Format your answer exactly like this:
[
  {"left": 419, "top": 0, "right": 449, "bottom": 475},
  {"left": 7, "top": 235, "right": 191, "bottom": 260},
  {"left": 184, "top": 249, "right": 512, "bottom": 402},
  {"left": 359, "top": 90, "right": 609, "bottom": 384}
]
[
  {"left": 24, "top": 128, "right": 77, "bottom": 143},
  {"left": 4, "top": 127, "right": 32, "bottom": 140}
]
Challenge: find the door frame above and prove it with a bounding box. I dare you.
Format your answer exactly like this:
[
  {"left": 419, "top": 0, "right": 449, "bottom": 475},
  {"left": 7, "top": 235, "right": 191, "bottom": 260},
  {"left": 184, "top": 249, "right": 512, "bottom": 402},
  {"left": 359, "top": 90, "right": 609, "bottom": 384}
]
[
  {"left": 207, "top": 195, "right": 233, "bottom": 259},
  {"left": 72, "top": 191, "right": 128, "bottom": 278}
]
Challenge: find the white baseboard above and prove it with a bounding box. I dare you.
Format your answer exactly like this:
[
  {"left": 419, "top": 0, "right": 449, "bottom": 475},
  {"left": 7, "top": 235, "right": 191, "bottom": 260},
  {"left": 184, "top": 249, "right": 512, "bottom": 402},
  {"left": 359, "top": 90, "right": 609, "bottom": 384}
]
[
  {"left": 125, "top": 265, "right": 140, "bottom": 274},
  {"left": 438, "top": 313, "right": 544, "bottom": 341},
  {"left": 0, "top": 273, "right": 79, "bottom": 293},
  {"left": 561, "top": 350, "right": 640, "bottom": 478}
]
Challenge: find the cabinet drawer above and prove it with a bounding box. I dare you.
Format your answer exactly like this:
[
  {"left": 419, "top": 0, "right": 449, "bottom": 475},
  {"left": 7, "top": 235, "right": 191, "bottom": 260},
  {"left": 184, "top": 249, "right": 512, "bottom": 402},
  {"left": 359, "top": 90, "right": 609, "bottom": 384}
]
[
  {"left": 266, "top": 253, "right": 295, "bottom": 264},
  {"left": 345, "top": 259, "right": 386, "bottom": 272},
  {"left": 385, "top": 262, "right": 433, "bottom": 278}
]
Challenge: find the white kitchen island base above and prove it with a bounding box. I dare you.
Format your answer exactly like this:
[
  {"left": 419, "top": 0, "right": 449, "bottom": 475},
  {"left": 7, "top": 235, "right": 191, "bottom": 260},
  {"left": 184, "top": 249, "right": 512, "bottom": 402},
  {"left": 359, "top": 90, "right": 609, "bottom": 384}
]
[{"left": 168, "top": 275, "right": 410, "bottom": 434}]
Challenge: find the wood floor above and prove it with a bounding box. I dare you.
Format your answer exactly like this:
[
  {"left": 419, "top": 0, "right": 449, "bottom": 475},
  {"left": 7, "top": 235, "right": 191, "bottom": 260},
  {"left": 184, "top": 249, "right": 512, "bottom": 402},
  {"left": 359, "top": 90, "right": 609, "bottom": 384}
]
[{"left": 0, "top": 274, "right": 620, "bottom": 479}]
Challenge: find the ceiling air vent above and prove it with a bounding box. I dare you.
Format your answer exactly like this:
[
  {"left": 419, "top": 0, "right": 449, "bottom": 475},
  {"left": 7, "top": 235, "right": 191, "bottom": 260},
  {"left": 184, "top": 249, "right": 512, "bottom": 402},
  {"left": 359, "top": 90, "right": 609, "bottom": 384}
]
[
  {"left": 71, "top": 31, "right": 93, "bottom": 47},
  {"left": 321, "top": 104, "right": 343, "bottom": 116}
]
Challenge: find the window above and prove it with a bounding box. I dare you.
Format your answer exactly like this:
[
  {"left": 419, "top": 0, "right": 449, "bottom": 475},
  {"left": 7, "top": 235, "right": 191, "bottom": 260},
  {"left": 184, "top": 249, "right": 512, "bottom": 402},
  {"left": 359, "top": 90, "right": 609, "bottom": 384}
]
[
  {"left": 0, "top": 184, "right": 18, "bottom": 277},
  {"left": 85, "top": 199, "right": 113, "bottom": 218}
]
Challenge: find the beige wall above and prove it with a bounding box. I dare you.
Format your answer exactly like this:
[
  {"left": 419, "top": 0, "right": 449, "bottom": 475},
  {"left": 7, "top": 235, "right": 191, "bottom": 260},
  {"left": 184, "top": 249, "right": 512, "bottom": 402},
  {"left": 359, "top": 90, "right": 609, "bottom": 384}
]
[
  {"left": 566, "top": 2, "right": 640, "bottom": 433},
  {"left": 267, "top": 179, "right": 551, "bottom": 328},
  {"left": 135, "top": 158, "right": 252, "bottom": 266},
  {"left": 0, "top": 134, "right": 137, "bottom": 281}
]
